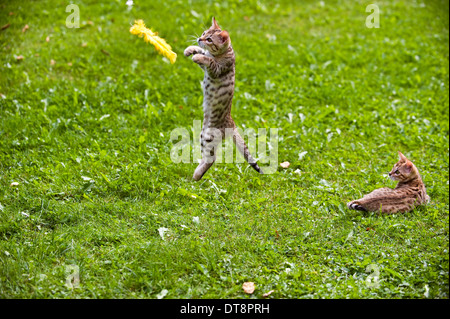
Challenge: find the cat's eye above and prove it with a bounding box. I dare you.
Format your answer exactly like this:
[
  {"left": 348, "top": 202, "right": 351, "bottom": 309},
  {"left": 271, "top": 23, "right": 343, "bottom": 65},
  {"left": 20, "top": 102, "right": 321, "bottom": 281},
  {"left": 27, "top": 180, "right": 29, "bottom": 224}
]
[
  {"left": 206, "top": 38, "right": 212, "bottom": 43},
  {"left": 394, "top": 170, "right": 399, "bottom": 174}
]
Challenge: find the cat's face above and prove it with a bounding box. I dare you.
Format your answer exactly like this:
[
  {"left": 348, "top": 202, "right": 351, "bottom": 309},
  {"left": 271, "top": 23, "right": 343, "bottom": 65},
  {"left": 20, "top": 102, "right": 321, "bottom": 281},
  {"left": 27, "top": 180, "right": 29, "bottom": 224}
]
[
  {"left": 197, "top": 17, "right": 230, "bottom": 56},
  {"left": 389, "top": 151, "right": 419, "bottom": 182}
]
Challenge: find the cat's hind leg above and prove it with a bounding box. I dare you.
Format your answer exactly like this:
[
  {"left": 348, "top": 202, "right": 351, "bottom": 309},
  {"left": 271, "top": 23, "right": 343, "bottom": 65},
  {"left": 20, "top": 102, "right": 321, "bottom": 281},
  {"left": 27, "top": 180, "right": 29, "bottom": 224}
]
[
  {"left": 193, "top": 160, "right": 215, "bottom": 181},
  {"left": 193, "top": 128, "right": 220, "bottom": 181}
]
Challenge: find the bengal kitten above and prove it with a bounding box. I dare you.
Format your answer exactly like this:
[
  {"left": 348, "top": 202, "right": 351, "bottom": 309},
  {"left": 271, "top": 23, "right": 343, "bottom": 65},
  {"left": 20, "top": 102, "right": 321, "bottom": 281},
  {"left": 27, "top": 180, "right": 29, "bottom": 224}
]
[
  {"left": 184, "top": 17, "right": 263, "bottom": 181},
  {"left": 347, "top": 151, "right": 430, "bottom": 214}
]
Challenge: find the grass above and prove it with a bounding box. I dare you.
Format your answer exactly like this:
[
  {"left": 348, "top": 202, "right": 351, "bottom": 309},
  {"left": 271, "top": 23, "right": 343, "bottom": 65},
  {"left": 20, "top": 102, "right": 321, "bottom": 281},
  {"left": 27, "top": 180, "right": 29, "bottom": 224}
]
[{"left": 0, "top": 0, "right": 448, "bottom": 299}]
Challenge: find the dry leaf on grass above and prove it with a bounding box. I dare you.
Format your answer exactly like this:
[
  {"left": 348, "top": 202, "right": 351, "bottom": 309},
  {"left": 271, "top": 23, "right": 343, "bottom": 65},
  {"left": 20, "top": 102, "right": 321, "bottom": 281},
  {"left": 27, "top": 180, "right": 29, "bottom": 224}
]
[
  {"left": 16, "top": 55, "right": 24, "bottom": 61},
  {"left": 242, "top": 282, "right": 255, "bottom": 294},
  {"left": 1, "top": 24, "right": 11, "bottom": 31},
  {"left": 22, "top": 24, "right": 29, "bottom": 33},
  {"left": 50, "top": 59, "right": 56, "bottom": 65},
  {"left": 46, "top": 36, "right": 50, "bottom": 42},
  {"left": 262, "top": 290, "right": 274, "bottom": 298},
  {"left": 280, "top": 161, "right": 290, "bottom": 168}
]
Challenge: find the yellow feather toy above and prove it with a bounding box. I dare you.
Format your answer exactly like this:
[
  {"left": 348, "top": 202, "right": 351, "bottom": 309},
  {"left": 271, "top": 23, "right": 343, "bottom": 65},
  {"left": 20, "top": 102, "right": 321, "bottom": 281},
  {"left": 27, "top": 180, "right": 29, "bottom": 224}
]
[{"left": 130, "top": 20, "right": 177, "bottom": 64}]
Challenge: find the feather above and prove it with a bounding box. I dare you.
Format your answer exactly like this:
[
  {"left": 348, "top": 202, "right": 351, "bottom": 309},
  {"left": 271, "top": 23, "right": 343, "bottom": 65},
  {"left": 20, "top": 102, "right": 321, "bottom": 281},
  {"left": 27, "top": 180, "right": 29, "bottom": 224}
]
[{"left": 130, "top": 20, "right": 177, "bottom": 64}]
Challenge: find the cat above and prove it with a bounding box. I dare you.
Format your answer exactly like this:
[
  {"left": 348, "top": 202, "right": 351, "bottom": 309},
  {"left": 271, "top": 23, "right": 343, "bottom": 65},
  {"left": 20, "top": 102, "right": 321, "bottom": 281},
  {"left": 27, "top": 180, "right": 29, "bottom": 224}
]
[
  {"left": 184, "top": 17, "right": 263, "bottom": 181},
  {"left": 347, "top": 151, "right": 430, "bottom": 214}
]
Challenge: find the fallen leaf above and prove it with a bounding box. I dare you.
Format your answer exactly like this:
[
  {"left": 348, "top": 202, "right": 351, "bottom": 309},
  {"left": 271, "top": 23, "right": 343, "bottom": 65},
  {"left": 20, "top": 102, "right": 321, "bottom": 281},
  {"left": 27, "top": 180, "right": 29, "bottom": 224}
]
[
  {"left": 242, "top": 282, "right": 255, "bottom": 294},
  {"left": 22, "top": 24, "right": 29, "bottom": 33},
  {"left": 81, "top": 42, "right": 88, "bottom": 47},
  {"left": 1, "top": 23, "right": 10, "bottom": 31},
  {"left": 280, "top": 161, "right": 290, "bottom": 168},
  {"left": 16, "top": 55, "right": 24, "bottom": 61},
  {"left": 101, "top": 49, "right": 110, "bottom": 56},
  {"left": 50, "top": 59, "right": 56, "bottom": 65},
  {"left": 67, "top": 62, "right": 72, "bottom": 66},
  {"left": 46, "top": 36, "right": 50, "bottom": 42},
  {"left": 262, "top": 290, "right": 274, "bottom": 298}
]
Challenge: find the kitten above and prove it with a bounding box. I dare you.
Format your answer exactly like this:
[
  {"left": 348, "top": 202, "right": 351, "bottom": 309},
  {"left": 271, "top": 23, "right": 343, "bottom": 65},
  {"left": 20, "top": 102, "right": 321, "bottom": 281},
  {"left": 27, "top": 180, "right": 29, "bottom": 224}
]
[
  {"left": 347, "top": 151, "right": 430, "bottom": 214},
  {"left": 184, "top": 17, "right": 263, "bottom": 181}
]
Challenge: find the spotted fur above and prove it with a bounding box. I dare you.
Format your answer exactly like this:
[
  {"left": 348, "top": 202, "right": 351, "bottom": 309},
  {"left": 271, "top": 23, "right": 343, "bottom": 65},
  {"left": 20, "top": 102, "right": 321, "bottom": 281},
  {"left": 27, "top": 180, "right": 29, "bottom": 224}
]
[
  {"left": 184, "top": 17, "right": 263, "bottom": 181},
  {"left": 347, "top": 151, "right": 430, "bottom": 214}
]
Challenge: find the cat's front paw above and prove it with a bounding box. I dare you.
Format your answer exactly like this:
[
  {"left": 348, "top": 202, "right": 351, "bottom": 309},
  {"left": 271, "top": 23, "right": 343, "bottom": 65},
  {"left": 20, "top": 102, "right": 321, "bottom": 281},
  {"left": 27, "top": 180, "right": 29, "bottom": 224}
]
[
  {"left": 184, "top": 47, "right": 194, "bottom": 57},
  {"left": 184, "top": 46, "right": 202, "bottom": 57},
  {"left": 192, "top": 54, "right": 205, "bottom": 64}
]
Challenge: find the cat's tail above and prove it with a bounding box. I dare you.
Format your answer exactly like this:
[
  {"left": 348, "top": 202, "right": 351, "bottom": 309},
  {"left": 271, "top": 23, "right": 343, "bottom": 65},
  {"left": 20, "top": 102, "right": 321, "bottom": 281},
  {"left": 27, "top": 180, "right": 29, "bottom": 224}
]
[
  {"left": 232, "top": 128, "right": 263, "bottom": 174},
  {"left": 347, "top": 201, "right": 368, "bottom": 211}
]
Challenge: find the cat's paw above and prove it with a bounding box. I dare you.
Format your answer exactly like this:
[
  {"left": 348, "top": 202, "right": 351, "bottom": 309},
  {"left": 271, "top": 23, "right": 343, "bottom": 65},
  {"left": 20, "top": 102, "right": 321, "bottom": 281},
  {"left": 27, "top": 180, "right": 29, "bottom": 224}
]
[
  {"left": 184, "top": 46, "right": 202, "bottom": 57},
  {"left": 192, "top": 54, "right": 204, "bottom": 64},
  {"left": 184, "top": 47, "right": 195, "bottom": 57},
  {"left": 347, "top": 201, "right": 367, "bottom": 211}
]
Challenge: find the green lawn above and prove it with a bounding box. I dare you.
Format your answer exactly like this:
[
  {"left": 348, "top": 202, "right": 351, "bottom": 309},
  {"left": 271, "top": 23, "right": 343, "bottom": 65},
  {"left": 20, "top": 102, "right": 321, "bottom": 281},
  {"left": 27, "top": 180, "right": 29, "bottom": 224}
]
[{"left": 0, "top": 0, "right": 448, "bottom": 299}]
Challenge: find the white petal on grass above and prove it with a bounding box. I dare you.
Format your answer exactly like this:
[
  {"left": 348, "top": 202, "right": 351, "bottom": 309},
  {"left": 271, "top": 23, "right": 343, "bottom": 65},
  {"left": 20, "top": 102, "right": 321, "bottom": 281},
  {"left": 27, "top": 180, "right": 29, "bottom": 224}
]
[
  {"left": 424, "top": 284, "right": 429, "bottom": 298},
  {"left": 193, "top": 216, "right": 200, "bottom": 224},
  {"left": 0, "top": 203, "right": 4, "bottom": 211},
  {"left": 287, "top": 113, "right": 294, "bottom": 123},
  {"left": 346, "top": 230, "right": 354, "bottom": 242},
  {"left": 299, "top": 113, "right": 305, "bottom": 122},
  {"left": 98, "top": 114, "right": 110, "bottom": 121},
  {"left": 280, "top": 162, "right": 290, "bottom": 169},
  {"left": 21, "top": 212, "right": 29, "bottom": 217},
  {"left": 157, "top": 289, "right": 168, "bottom": 299},
  {"left": 158, "top": 227, "right": 169, "bottom": 241},
  {"left": 190, "top": 10, "right": 200, "bottom": 18},
  {"left": 81, "top": 176, "right": 92, "bottom": 181},
  {"left": 10, "top": 182, "right": 19, "bottom": 186},
  {"left": 298, "top": 151, "right": 308, "bottom": 160}
]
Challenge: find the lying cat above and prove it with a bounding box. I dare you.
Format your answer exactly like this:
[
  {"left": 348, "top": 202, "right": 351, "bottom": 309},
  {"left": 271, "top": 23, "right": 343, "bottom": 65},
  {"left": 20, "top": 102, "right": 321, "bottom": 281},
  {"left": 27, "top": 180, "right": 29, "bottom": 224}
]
[
  {"left": 184, "top": 17, "right": 263, "bottom": 181},
  {"left": 347, "top": 151, "right": 430, "bottom": 214}
]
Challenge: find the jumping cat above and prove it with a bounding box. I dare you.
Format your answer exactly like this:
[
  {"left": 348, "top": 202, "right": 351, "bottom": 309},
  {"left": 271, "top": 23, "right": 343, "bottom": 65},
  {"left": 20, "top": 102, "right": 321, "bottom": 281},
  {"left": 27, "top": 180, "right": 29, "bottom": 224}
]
[
  {"left": 184, "top": 17, "right": 263, "bottom": 181},
  {"left": 347, "top": 151, "right": 430, "bottom": 214}
]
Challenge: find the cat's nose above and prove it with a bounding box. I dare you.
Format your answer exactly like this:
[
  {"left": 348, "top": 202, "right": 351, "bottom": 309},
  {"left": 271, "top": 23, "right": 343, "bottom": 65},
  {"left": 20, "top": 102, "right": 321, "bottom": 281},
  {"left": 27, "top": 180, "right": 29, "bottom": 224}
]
[{"left": 388, "top": 172, "right": 392, "bottom": 176}]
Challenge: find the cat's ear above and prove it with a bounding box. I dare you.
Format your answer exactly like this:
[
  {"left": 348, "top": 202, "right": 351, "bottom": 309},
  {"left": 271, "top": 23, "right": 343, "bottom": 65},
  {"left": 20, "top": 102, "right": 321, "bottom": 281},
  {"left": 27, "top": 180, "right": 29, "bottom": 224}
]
[
  {"left": 398, "top": 151, "right": 408, "bottom": 162},
  {"left": 212, "top": 17, "right": 221, "bottom": 29},
  {"left": 218, "top": 30, "right": 229, "bottom": 43},
  {"left": 404, "top": 161, "right": 413, "bottom": 173}
]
